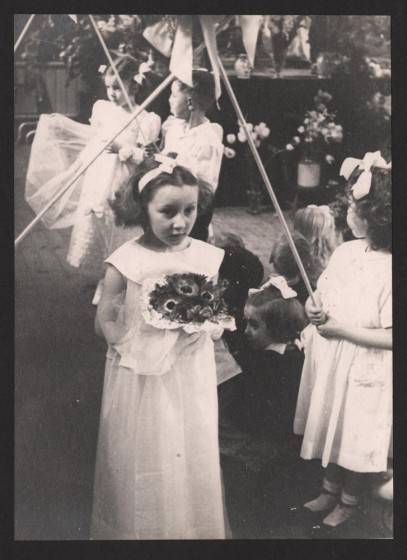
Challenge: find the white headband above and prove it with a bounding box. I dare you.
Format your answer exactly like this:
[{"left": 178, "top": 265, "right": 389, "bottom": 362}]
[
  {"left": 248, "top": 275, "right": 298, "bottom": 299},
  {"left": 339, "top": 151, "right": 391, "bottom": 200},
  {"left": 138, "top": 154, "right": 197, "bottom": 193}
]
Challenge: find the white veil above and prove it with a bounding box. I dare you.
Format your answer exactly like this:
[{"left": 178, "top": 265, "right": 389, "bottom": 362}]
[{"left": 25, "top": 114, "right": 94, "bottom": 229}]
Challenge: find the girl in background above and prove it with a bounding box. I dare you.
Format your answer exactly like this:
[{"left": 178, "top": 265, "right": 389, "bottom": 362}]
[
  {"left": 26, "top": 56, "right": 161, "bottom": 301},
  {"left": 293, "top": 153, "right": 392, "bottom": 536},
  {"left": 160, "top": 69, "right": 224, "bottom": 241},
  {"left": 239, "top": 279, "right": 308, "bottom": 445},
  {"left": 267, "top": 230, "right": 314, "bottom": 306},
  {"left": 293, "top": 205, "right": 340, "bottom": 286},
  {"left": 215, "top": 244, "right": 264, "bottom": 433}
]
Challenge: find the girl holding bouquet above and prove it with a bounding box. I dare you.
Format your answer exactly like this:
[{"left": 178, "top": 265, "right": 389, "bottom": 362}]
[{"left": 91, "top": 155, "right": 230, "bottom": 539}]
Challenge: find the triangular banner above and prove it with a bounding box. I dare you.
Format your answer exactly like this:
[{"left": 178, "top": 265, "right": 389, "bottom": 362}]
[
  {"left": 199, "top": 15, "right": 223, "bottom": 100},
  {"left": 142, "top": 18, "right": 174, "bottom": 57},
  {"left": 169, "top": 15, "right": 193, "bottom": 86},
  {"left": 238, "top": 15, "right": 262, "bottom": 67}
]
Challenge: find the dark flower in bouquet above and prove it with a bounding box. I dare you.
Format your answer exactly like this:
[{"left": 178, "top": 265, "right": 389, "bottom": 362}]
[{"left": 141, "top": 273, "right": 236, "bottom": 333}]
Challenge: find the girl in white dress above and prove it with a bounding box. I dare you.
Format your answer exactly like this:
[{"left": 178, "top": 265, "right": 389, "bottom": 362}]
[
  {"left": 91, "top": 155, "right": 226, "bottom": 539},
  {"left": 293, "top": 152, "right": 392, "bottom": 535},
  {"left": 25, "top": 56, "right": 161, "bottom": 284},
  {"left": 156, "top": 69, "right": 224, "bottom": 241}
]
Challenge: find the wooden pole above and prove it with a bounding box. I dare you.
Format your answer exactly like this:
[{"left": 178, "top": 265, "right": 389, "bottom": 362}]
[
  {"left": 14, "top": 14, "right": 36, "bottom": 54},
  {"left": 217, "top": 57, "right": 316, "bottom": 304}
]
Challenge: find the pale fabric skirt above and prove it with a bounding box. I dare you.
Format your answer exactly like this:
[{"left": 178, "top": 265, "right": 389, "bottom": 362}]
[
  {"left": 294, "top": 325, "right": 392, "bottom": 473},
  {"left": 90, "top": 334, "right": 225, "bottom": 539},
  {"left": 66, "top": 148, "right": 137, "bottom": 276}
]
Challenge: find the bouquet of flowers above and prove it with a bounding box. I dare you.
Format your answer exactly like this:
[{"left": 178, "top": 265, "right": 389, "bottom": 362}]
[
  {"left": 141, "top": 273, "right": 236, "bottom": 334},
  {"left": 285, "top": 90, "right": 343, "bottom": 164}
]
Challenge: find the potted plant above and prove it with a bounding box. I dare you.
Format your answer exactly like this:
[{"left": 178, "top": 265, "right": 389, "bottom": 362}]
[{"left": 284, "top": 90, "right": 343, "bottom": 188}]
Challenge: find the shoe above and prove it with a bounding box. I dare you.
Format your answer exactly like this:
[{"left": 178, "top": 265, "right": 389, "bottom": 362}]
[
  {"left": 308, "top": 519, "right": 357, "bottom": 539},
  {"left": 288, "top": 504, "right": 334, "bottom": 526},
  {"left": 307, "top": 503, "right": 360, "bottom": 539}
]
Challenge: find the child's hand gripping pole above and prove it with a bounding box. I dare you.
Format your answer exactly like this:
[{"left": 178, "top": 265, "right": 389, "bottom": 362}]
[
  {"left": 217, "top": 56, "right": 316, "bottom": 306},
  {"left": 305, "top": 294, "right": 326, "bottom": 325}
]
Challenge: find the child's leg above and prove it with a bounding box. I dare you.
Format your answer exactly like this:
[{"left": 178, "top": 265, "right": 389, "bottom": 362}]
[
  {"left": 303, "top": 463, "right": 344, "bottom": 512},
  {"left": 322, "top": 469, "right": 365, "bottom": 527}
]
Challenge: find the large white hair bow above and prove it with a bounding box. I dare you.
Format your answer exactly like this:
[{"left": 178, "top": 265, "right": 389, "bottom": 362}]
[
  {"left": 139, "top": 154, "right": 198, "bottom": 192},
  {"left": 339, "top": 151, "right": 391, "bottom": 200},
  {"left": 133, "top": 60, "right": 154, "bottom": 85},
  {"left": 248, "top": 275, "right": 297, "bottom": 299}
]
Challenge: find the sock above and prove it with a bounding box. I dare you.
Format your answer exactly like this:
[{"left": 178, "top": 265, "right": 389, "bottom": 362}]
[
  {"left": 322, "top": 490, "right": 359, "bottom": 527},
  {"left": 303, "top": 478, "right": 341, "bottom": 512}
]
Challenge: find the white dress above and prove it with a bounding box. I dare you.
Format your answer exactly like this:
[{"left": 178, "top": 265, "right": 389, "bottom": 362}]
[
  {"left": 90, "top": 238, "right": 226, "bottom": 540},
  {"left": 67, "top": 100, "right": 161, "bottom": 275},
  {"left": 25, "top": 100, "right": 161, "bottom": 276},
  {"left": 162, "top": 116, "right": 224, "bottom": 192},
  {"left": 294, "top": 239, "right": 392, "bottom": 473}
]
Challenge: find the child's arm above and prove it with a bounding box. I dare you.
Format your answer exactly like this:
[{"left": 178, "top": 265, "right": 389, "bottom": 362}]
[
  {"left": 96, "top": 265, "right": 127, "bottom": 345},
  {"left": 317, "top": 317, "right": 392, "bottom": 350}
]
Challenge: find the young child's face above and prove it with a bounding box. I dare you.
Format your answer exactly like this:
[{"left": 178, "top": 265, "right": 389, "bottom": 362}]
[
  {"left": 346, "top": 202, "right": 368, "bottom": 238},
  {"left": 169, "top": 81, "right": 189, "bottom": 119},
  {"left": 105, "top": 75, "right": 131, "bottom": 108},
  {"left": 146, "top": 184, "right": 198, "bottom": 249},
  {"left": 244, "top": 304, "right": 274, "bottom": 349}
]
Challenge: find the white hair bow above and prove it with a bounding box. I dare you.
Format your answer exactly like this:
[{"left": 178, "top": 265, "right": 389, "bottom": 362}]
[
  {"left": 248, "top": 275, "right": 298, "bottom": 299},
  {"left": 133, "top": 60, "right": 153, "bottom": 85},
  {"left": 139, "top": 154, "right": 198, "bottom": 193},
  {"left": 339, "top": 151, "right": 391, "bottom": 200}
]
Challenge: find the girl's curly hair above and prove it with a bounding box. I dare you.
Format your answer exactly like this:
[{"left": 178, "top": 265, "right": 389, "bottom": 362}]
[
  {"left": 349, "top": 165, "right": 392, "bottom": 252},
  {"left": 109, "top": 153, "right": 213, "bottom": 230}
]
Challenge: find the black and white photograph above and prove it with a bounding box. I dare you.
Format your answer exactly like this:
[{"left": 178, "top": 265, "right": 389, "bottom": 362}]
[{"left": 13, "top": 10, "right": 396, "bottom": 544}]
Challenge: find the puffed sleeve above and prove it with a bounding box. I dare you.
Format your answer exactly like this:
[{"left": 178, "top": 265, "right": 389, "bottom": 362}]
[
  {"left": 194, "top": 143, "right": 224, "bottom": 192},
  {"left": 88, "top": 100, "right": 108, "bottom": 133}
]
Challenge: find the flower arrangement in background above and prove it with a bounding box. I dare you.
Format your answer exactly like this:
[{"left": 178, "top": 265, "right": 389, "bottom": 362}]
[
  {"left": 349, "top": 90, "right": 391, "bottom": 159},
  {"left": 285, "top": 90, "right": 343, "bottom": 164},
  {"left": 223, "top": 121, "right": 272, "bottom": 213},
  {"left": 224, "top": 121, "right": 271, "bottom": 159},
  {"left": 141, "top": 273, "right": 236, "bottom": 334}
]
